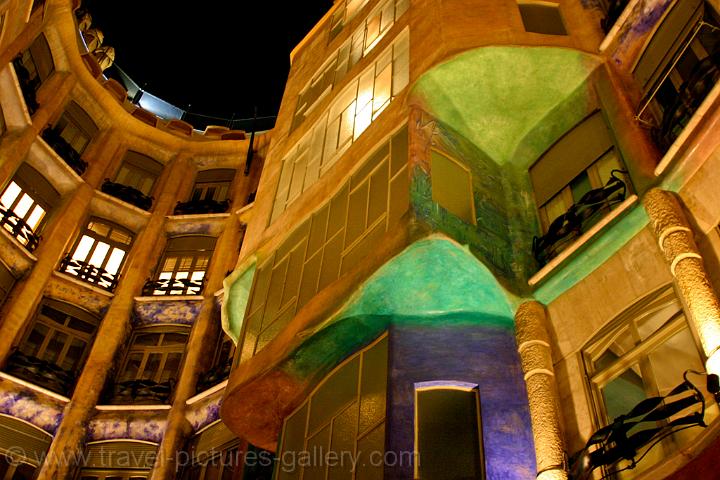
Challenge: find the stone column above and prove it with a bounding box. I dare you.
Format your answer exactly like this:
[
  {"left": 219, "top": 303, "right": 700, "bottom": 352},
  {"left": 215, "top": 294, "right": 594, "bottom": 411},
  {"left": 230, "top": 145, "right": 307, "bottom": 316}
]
[
  {"left": 35, "top": 157, "right": 191, "bottom": 480},
  {"left": 515, "top": 301, "right": 568, "bottom": 480},
  {"left": 644, "top": 188, "right": 720, "bottom": 375}
]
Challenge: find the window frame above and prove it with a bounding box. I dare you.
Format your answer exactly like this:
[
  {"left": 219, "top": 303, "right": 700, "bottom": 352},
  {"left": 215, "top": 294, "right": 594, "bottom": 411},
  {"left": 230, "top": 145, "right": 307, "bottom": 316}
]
[
  {"left": 114, "top": 151, "right": 164, "bottom": 197},
  {"left": 117, "top": 326, "right": 190, "bottom": 385},
  {"left": 190, "top": 169, "right": 236, "bottom": 203},
  {"left": 150, "top": 235, "right": 217, "bottom": 296},
  {"left": 53, "top": 100, "right": 99, "bottom": 157}
]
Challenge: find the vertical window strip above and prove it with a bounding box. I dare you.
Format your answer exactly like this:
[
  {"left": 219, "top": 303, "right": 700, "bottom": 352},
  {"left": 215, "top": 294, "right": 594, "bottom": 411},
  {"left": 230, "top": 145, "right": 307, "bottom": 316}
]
[{"left": 271, "top": 28, "right": 409, "bottom": 224}]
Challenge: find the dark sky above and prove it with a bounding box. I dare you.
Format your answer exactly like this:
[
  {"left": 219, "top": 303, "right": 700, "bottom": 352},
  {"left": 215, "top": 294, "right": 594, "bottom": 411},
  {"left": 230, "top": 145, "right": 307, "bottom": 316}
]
[{"left": 81, "top": 1, "right": 333, "bottom": 122}]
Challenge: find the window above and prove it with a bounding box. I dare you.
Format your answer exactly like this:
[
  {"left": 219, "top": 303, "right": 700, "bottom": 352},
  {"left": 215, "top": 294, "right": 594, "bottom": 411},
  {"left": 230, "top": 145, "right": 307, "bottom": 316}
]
[
  {"left": 275, "top": 335, "right": 387, "bottom": 480},
  {"left": 114, "top": 151, "right": 163, "bottom": 196},
  {"left": 7, "top": 299, "right": 100, "bottom": 394},
  {"left": 60, "top": 218, "right": 133, "bottom": 291},
  {"left": 76, "top": 440, "right": 156, "bottom": 479},
  {"left": 292, "top": 0, "right": 409, "bottom": 131},
  {"left": 582, "top": 285, "right": 717, "bottom": 478},
  {"left": 0, "top": 456, "right": 37, "bottom": 480},
  {"left": 51, "top": 101, "right": 99, "bottom": 157},
  {"left": 633, "top": 0, "right": 720, "bottom": 150},
  {"left": 147, "top": 236, "right": 216, "bottom": 296},
  {"left": 329, "top": 0, "right": 372, "bottom": 41},
  {"left": 15, "top": 33, "right": 54, "bottom": 89},
  {"left": 191, "top": 169, "right": 235, "bottom": 202},
  {"left": 430, "top": 150, "right": 476, "bottom": 225},
  {"left": 0, "top": 414, "right": 51, "bottom": 479},
  {"left": 0, "top": 163, "right": 60, "bottom": 251},
  {"left": 115, "top": 328, "right": 189, "bottom": 403},
  {"left": 415, "top": 383, "right": 484, "bottom": 479},
  {"left": 518, "top": 1, "right": 567, "bottom": 35},
  {"left": 529, "top": 111, "right": 632, "bottom": 264},
  {"left": 272, "top": 29, "right": 409, "bottom": 222},
  {"left": 179, "top": 422, "right": 243, "bottom": 480},
  {"left": 0, "top": 261, "right": 16, "bottom": 308},
  {"left": 196, "top": 332, "right": 236, "bottom": 393}
]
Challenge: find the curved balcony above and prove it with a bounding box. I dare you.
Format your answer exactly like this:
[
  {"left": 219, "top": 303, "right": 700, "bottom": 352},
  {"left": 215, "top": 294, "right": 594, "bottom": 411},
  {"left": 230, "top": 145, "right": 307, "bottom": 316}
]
[
  {"left": 4, "top": 350, "right": 76, "bottom": 395},
  {"left": 101, "top": 179, "right": 153, "bottom": 211},
  {"left": 108, "top": 379, "right": 175, "bottom": 404},
  {"left": 58, "top": 254, "right": 119, "bottom": 292},
  {"left": 532, "top": 171, "right": 628, "bottom": 266},
  {"left": 0, "top": 206, "right": 41, "bottom": 252},
  {"left": 173, "top": 198, "right": 230, "bottom": 216},
  {"left": 195, "top": 358, "right": 232, "bottom": 394},
  {"left": 141, "top": 277, "right": 206, "bottom": 296}
]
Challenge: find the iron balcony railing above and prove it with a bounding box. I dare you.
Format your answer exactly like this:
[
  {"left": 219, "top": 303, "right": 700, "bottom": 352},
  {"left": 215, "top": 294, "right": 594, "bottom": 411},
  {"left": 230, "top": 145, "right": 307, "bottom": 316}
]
[
  {"left": 41, "top": 127, "right": 88, "bottom": 176},
  {"left": 142, "top": 277, "right": 206, "bottom": 296},
  {"left": 59, "top": 254, "right": 119, "bottom": 292},
  {"left": 5, "top": 350, "right": 77, "bottom": 395},
  {"left": 173, "top": 198, "right": 230, "bottom": 216},
  {"left": 532, "top": 171, "right": 627, "bottom": 266},
  {"left": 0, "top": 205, "right": 41, "bottom": 252},
  {"left": 11, "top": 57, "right": 39, "bottom": 115},
  {"left": 195, "top": 357, "right": 233, "bottom": 394},
  {"left": 101, "top": 179, "right": 153, "bottom": 211},
  {"left": 109, "top": 379, "right": 175, "bottom": 404}
]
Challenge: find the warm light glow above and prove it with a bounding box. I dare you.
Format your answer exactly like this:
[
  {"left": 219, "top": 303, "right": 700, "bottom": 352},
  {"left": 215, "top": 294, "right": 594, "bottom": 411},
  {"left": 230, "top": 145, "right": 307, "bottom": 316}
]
[
  {"left": 0, "top": 182, "right": 21, "bottom": 208},
  {"left": 25, "top": 205, "right": 45, "bottom": 230},
  {"left": 707, "top": 350, "right": 720, "bottom": 377},
  {"left": 354, "top": 102, "right": 372, "bottom": 139},
  {"left": 88, "top": 242, "right": 110, "bottom": 268},
  {"left": 72, "top": 236, "right": 95, "bottom": 262},
  {"left": 105, "top": 248, "right": 125, "bottom": 275},
  {"left": 13, "top": 193, "right": 33, "bottom": 218}
]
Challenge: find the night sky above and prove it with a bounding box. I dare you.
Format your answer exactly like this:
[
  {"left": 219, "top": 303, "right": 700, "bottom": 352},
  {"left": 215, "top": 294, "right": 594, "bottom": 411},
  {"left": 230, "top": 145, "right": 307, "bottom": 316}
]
[{"left": 81, "top": 1, "right": 334, "bottom": 122}]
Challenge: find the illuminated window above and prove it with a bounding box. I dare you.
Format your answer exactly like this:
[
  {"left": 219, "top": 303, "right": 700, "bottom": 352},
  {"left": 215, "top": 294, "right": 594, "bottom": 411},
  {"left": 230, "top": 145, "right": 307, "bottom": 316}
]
[
  {"left": 582, "top": 285, "right": 717, "bottom": 478},
  {"left": 60, "top": 219, "right": 133, "bottom": 291},
  {"left": 329, "top": 0, "right": 372, "bottom": 41},
  {"left": 149, "top": 236, "right": 216, "bottom": 296},
  {"left": 293, "top": 0, "right": 409, "bottom": 131},
  {"left": 633, "top": 0, "right": 720, "bottom": 150},
  {"left": 0, "top": 163, "right": 60, "bottom": 251},
  {"left": 518, "top": 1, "right": 567, "bottom": 35},
  {"left": 8, "top": 299, "right": 100, "bottom": 394},
  {"left": 190, "top": 169, "right": 235, "bottom": 202},
  {"left": 115, "top": 151, "right": 163, "bottom": 196},
  {"left": 529, "top": 111, "right": 633, "bottom": 264},
  {"left": 275, "top": 335, "right": 388, "bottom": 480},
  {"left": 272, "top": 29, "right": 409, "bottom": 223}
]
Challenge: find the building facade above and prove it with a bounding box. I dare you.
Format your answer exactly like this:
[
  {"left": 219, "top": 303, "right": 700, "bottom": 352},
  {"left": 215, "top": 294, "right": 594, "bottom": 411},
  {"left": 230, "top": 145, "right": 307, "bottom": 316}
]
[{"left": 1, "top": 0, "right": 720, "bottom": 479}]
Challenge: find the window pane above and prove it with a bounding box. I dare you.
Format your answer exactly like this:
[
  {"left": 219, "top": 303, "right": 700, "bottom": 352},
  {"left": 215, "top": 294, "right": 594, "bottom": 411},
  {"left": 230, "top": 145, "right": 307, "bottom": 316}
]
[
  {"left": 22, "top": 323, "right": 49, "bottom": 357},
  {"left": 88, "top": 242, "right": 110, "bottom": 268},
  {"left": 143, "top": 353, "right": 162, "bottom": 381},
  {"left": 61, "top": 337, "right": 87, "bottom": 371},
  {"left": 13, "top": 193, "right": 34, "bottom": 218},
  {"left": 43, "top": 330, "right": 68, "bottom": 364},
  {"left": 105, "top": 248, "right": 126, "bottom": 275},
  {"left": 0, "top": 182, "right": 21, "bottom": 208},
  {"left": 25, "top": 205, "right": 45, "bottom": 230},
  {"left": 121, "top": 353, "right": 143, "bottom": 381},
  {"left": 72, "top": 236, "right": 96, "bottom": 262},
  {"left": 160, "top": 353, "right": 182, "bottom": 382},
  {"left": 161, "top": 333, "right": 188, "bottom": 346}
]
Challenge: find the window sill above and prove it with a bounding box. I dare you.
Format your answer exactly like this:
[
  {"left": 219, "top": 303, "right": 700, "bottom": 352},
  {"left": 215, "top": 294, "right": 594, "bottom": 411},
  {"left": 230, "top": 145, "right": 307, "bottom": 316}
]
[
  {"left": 52, "top": 271, "right": 115, "bottom": 297},
  {"left": 166, "top": 212, "right": 231, "bottom": 221},
  {"left": 186, "top": 379, "right": 227, "bottom": 405},
  {"left": 95, "top": 404, "right": 171, "bottom": 411},
  {"left": 528, "top": 194, "right": 639, "bottom": 287},
  {"left": 598, "top": 0, "right": 640, "bottom": 52},
  {"left": 654, "top": 80, "right": 720, "bottom": 176},
  {"left": 133, "top": 294, "right": 205, "bottom": 302},
  {"left": 94, "top": 189, "right": 153, "bottom": 217},
  {"left": 0, "top": 227, "right": 38, "bottom": 262},
  {"left": 0, "top": 371, "right": 70, "bottom": 402}
]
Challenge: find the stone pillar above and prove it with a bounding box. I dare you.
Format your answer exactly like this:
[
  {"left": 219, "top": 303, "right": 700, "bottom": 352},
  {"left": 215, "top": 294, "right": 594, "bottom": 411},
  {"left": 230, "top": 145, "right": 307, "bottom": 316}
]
[
  {"left": 515, "top": 301, "right": 568, "bottom": 480},
  {"left": 644, "top": 188, "right": 720, "bottom": 375},
  {"left": 35, "top": 157, "right": 191, "bottom": 480}
]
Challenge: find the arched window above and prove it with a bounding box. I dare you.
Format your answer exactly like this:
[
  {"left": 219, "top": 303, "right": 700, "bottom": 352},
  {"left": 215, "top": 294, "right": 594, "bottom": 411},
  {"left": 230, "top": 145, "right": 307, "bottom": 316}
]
[
  {"left": 582, "top": 284, "right": 717, "bottom": 477},
  {"left": 145, "top": 236, "right": 216, "bottom": 296},
  {"left": 113, "top": 327, "right": 190, "bottom": 404},
  {"left": 6, "top": 299, "right": 100, "bottom": 394}
]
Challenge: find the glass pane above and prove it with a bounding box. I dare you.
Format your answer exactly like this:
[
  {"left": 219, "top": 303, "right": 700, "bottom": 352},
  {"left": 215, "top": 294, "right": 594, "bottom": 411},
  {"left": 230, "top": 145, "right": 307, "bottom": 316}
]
[
  {"left": 636, "top": 303, "right": 681, "bottom": 341},
  {"left": 72, "top": 236, "right": 96, "bottom": 262},
  {"left": 88, "top": 242, "right": 110, "bottom": 268},
  {"left": 0, "top": 182, "right": 21, "bottom": 208},
  {"left": 121, "top": 353, "right": 143, "bottom": 381},
  {"left": 355, "top": 423, "right": 385, "bottom": 480},
  {"left": 109, "top": 228, "right": 132, "bottom": 245},
  {"left": 142, "top": 353, "right": 162, "bottom": 381},
  {"left": 308, "top": 357, "right": 360, "bottom": 434},
  {"left": 648, "top": 327, "right": 704, "bottom": 397},
  {"left": 25, "top": 205, "right": 45, "bottom": 230},
  {"left": 13, "top": 462, "right": 37, "bottom": 480},
  {"left": 89, "top": 221, "right": 110, "bottom": 237},
  {"left": 601, "top": 362, "right": 648, "bottom": 424},
  {"left": 162, "top": 333, "right": 188, "bottom": 346},
  {"left": 43, "top": 330, "right": 67, "bottom": 364},
  {"left": 61, "top": 337, "right": 87, "bottom": 371},
  {"left": 160, "top": 353, "right": 182, "bottom": 382},
  {"left": 570, "top": 172, "right": 592, "bottom": 203},
  {"left": 359, "top": 336, "right": 388, "bottom": 434},
  {"left": 67, "top": 316, "right": 96, "bottom": 334},
  {"left": 105, "top": 248, "right": 126, "bottom": 275},
  {"left": 328, "top": 402, "right": 357, "bottom": 480},
  {"left": 303, "top": 424, "right": 330, "bottom": 480},
  {"left": 22, "top": 323, "right": 49, "bottom": 357},
  {"left": 134, "top": 333, "right": 160, "bottom": 346},
  {"left": 13, "top": 193, "right": 34, "bottom": 218}
]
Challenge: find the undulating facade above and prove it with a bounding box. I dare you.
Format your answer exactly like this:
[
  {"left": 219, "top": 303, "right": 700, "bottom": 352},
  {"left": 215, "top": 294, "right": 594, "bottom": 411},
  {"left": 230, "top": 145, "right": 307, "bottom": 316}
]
[{"left": 1, "top": 0, "right": 720, "bottom": 479}]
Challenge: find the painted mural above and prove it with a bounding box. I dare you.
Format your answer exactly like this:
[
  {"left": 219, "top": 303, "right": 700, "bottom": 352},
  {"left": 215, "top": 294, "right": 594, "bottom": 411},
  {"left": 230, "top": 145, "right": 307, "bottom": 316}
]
[
  {"left": 132, "top": 299, "right": 203, "bottom": 327},
  {"left": 88, "top": 409, "right": 168, "bottom": 443},
  {"left": 0, "top": 378, "right": 65, "bottom": 434}
]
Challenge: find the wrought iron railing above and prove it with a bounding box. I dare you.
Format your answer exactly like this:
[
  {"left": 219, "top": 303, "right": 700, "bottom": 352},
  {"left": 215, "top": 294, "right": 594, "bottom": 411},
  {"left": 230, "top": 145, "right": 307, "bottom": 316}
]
[
  {"left": 11, "top": 57, "right": 39, "bottom": 115},
  {"left": 110, "top": 379, "right": 175, "bottom": 404},
  {"left": 652, "top": 48, "right": 720, "bottom": 150},
  {"left": 570, "top": 371, "right": 720, "bottom": 480},
  {"left": 0, "top": 205, "right": 41, "bottom": 252},
  {"left": 600, "top": 0, "right": 629, "bottom": 33},
  {"left": 141, "top": 277, "right": 205, "bottom": 296},
  {"left": 58, "top": 254, "right": 119, "bottom": 291},
  {"left": 5, "top": 350, "right": 77, "bottom": 395},
  {"left": 173, "top": 198, "right": 230, "bottom": 215},
  {"left": 41, "top": 127, "right": 88, "bottom": 175},
  {"left": 532, "top": 171, "right": 627, "bottom": 266},
  {"left": 195, "top": 357, "right": 233, "bottom": 393},
  {"left": 101, "top": 179, "right": 153, "bottom": 211}
]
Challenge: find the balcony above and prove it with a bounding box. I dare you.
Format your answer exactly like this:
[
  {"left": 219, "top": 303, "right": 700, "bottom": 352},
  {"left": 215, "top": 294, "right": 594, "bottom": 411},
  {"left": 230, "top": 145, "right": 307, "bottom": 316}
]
[
  {"left": 532, "top": 171, "right": 627, "bottom": 266},
  {"left": 41, "top": 127, "right": 88, "bottom": 176},
  {"left": 600, "top": 0, "right": 629, "bottom": 33},
  {"left": 0, "top": 206, "right": 41, "bottom": 252},
  {"left": 59, "top": 254, "right": 118, "bottom": 292},
  {"left": 142, "top": 277, "right": 206, "bottom": 296},
  {"left": 101, "top": 179, "right": 153, "bottom": 211},
  {"left": 5, "top": 350, "right": 76, "bottom": 395},
  {"left": 108, "top": 379, "right": 174, "bottom": 404},
  {"left": 11, "top": 58, "right": 39, "bottom": 115},
  {"left": 173, "top": 198, "right": 230, "bottom": 215},
  {"left": 195, "top": 357, "right": 232, "bottom": 393}
]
